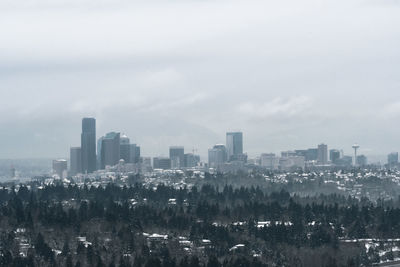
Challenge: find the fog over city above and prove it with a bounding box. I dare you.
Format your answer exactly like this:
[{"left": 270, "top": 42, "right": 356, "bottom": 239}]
[{"left": 1, "top": 0, "right": 400, "bottom": 160}]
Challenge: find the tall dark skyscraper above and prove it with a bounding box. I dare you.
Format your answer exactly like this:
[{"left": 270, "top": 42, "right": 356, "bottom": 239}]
[
  {"left": 81, "top": 118, "right": 96, "bottom": 173},
  {"left": 226, "top": 132, "right": 243, "bottom": 161},
  {"left": 120, "top": 134, "right": 130, "bottom": 163}
]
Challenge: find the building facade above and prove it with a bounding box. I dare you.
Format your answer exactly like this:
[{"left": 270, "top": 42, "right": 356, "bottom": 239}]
[
  {"left": 100, "top": 132, "right": 120, "bottom": 169},
  {"left": 208, "top": 144, "right": 227, "bottom": 168},
  {"left": 317, "top": 144, "right": 328, "bottom": 165},
  {"left": 120, "top": 134, "right": 131, "bottom": 163},
  {"left": 226, "top": 132, "right": 243, "bottom": 161},
  {"left": 70, "top": 147, "right": 82, "bottom": 175},
  {"left": 260, "top": 153, "right": 279, "bottom": 170},
  {"left": 330, "top": 149, "right": 341, "bottom": 164},
  {"left": 153, "top": 157, "right": 171, "bottom": 170},
  {"left": 169, "top": 146, "right": 185, "bottom": 169},
  {"left": 184, "top": 153, "right": 200, "bottom": 168},
  {"left": 53, "top": 159, "right": 68, "bottom": 179},
  {"left": 130, "top": 144, "right": 141, "bottom": 163},
  {"left": 81, "top": 118, "right": 96, "bottom": 173}
]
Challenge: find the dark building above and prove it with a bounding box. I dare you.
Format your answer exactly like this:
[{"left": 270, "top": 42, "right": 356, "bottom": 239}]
[
  {"left": 81, "top": 118, "right": 96, "bottom": 173},
  {"left": 306, "top": 148, "right": 318, "bottom": 161},
  {"left": 130, "top": 144, "right": 141, "bottom": 163},
  {"left": 120, "top": 134, "right": 131, "bottom": 163},
  {"left": 100, "top": 132, "right": 120, "bottom": 169},
  {"left": 330, "top": 149, "right": 341, "bottom": 164},
  {"left": 170, "top": 146, "right": 184, "bottom": 168},
  {"left": 153, "top": 157, "right": 171, "bottom": 170},
  {"left": 97, "top": 136, "right": 103, "bottom": 170},
  {"left": 70, "top": 147, "right": 82, "bottom": 175},
  {"left": 226, "top": 132, "right": 243, "bottom": 161},
  {"left": 184, "top": 153, "right": 200, "bottom": 168},
  {"left": 296, "top": 149, "right": 318, "bottom": 161}
]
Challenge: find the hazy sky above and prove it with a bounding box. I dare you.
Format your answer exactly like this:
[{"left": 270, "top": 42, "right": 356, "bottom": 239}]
[{"left": 1, "top": 0, "right": 400, "bottom": 161}]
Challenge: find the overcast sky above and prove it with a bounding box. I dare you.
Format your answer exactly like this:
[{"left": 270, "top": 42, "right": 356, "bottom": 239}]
[{"left": 0, "top": 0, "right": 400, "bottom": 161}]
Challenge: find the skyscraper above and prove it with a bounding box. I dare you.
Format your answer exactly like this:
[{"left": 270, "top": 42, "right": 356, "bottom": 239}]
[
  {"left": 70, "top": 147, "right": 82, "bottom": 175},
  {"left": 329, "top": 149, "right": 341, "bottom": 164},
  {"left": 208, "top": 144, "right": 227, "bottom": 168},
  {"left": 317, "top": 144, "right": 328, "bottom": 165},
  {"left": 226, "top": 132, "right": 243, "bottom": 161},
  {"left": 169, "top": 146, "right": 185, "bottom": 169},
  {"left": 100, "top": 132, "right": 120, "bottom": 169},
  {"left": 130, "top": 144, "right": 141, "bottom": 163},
  {"left": 184, "top": 153, "right": 200, "bottom": 168},
  {"left": 81, "top": 118, "right": 96, "bottom": 174},
  {"left": 97, "top": 136, "right": 104, "bottom": 169},
  {"left": 120, "top": 134, "right": 130, "bottom": 163}
]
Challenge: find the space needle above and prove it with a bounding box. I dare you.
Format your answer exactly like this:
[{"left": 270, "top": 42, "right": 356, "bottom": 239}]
[{"left": 352, "top": 144, "right": 360, "bottom": 167}]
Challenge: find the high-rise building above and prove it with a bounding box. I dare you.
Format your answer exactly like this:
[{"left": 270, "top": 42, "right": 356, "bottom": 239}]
[
  {"left": 130, "top": 144, "right": 141, "bottom": 163},
  {"left": 184, "top": 153, "right": 200, "bottom": 168},
  {"left": 329, "top": 149, "right": 341, "bottom": 164},
  {"left": 306, "top": 148, "right": 318, "bottom": 161},
  {"left": 81, "top": 118, "right": 96, "bottom": 173},
  {"left": 100, "top": 132, "right": 120, "bottom": 169},
  {"left": 226, "top": 132, "right": 243, "bottom": 161},
  {"left": 97, "top": 136, "right": 103, "bottom": 169},
  {"left": 388, "top": 152, "right": 399, "bottom": 168},
  {"left": 70, "top": 147, "right": 82, "bottom": 175},
  {"left": 53, "top": 159, "right": 68, "bottom": 179},
  {"left": 120, "top": 134, "right": 131, "bottom": 163},
  {"left": 208, "top": 144, "right": 228, "bottom": 168},
  {"left": 317, "top": 144, "right": 328, "bottom": 165},
  {"left": 153, "top": 157, "right": 171, "bottom": 170},
  {"left": 170, "top": 146, "right": 185, "bottom": 169}
]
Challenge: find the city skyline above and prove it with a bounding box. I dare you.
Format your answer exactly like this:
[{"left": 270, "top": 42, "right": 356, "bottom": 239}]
[
  {"left": 66, "top": 118, "right": 380, "bottom": 169},
  {"left": 2, "top": 0, "right": 400, "bottom": 265},
  {"left": 0, "top": 115, "right": 393, "bottom": 163}
]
